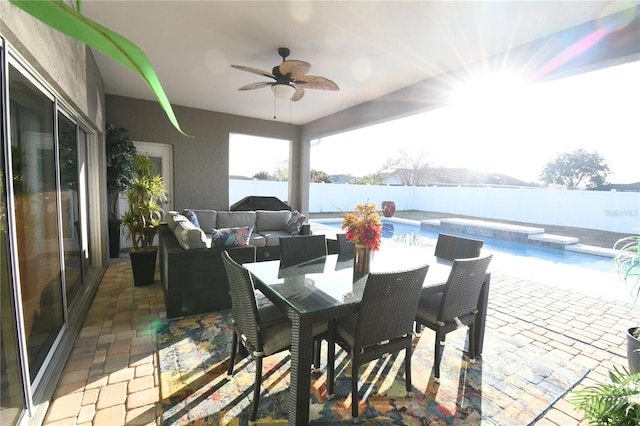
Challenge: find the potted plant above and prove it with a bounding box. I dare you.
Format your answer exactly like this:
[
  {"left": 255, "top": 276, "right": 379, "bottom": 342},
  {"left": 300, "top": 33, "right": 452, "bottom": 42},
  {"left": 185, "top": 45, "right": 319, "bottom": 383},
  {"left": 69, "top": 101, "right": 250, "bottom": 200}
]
[
  {"left": 106, "top": 124, "right": 137, "bottom": 258},
  {"left": 570, "top": 366, "right": 640, "bottom": 424},
  {"left": 570, "top": 235, "right": 640, "bottom": 424},
  {"left": 121, "top": 154, "right": 167, "bottom": 286},
  {"left": 613, "top": 235, "right": 640, "bottom": 372}
]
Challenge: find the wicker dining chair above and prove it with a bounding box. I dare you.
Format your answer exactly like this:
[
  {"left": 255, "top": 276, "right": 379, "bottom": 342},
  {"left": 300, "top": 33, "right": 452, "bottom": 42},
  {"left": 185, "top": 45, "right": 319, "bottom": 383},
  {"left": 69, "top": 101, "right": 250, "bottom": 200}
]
[
  {"left": 279, "top": 233, "right": 329, "bottom": 372},
  {"left": 326, "top": 264, "right": 430, "bottom": 422},
  {"left": 222, "top": 250, "right": 326, "bottom": 423},
  {"left": 415, "top": 254, "right": 493, "bottom": 382},
  {"left": 434, "top": 233, "right": 484, "bottom": 261},
  {"left": 337, "top": 233, "right": 355, "bottom": 255},
  {"left": 279, "top": 234, "right": 328, "bottom": 263}
]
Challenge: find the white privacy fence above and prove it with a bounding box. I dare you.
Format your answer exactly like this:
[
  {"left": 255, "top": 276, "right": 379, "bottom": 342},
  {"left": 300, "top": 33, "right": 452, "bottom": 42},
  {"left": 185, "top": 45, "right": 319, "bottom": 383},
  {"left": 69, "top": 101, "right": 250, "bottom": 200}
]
[{"left": 230, "top": 179, "right": 640, "bottom": 234}]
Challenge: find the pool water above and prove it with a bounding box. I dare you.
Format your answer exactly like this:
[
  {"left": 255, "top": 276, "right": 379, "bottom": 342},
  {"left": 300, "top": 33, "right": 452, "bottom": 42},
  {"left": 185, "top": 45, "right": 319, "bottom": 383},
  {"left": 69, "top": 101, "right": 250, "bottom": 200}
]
[{"left": 312, "top": 218, "right": 628, "bottom": 301}]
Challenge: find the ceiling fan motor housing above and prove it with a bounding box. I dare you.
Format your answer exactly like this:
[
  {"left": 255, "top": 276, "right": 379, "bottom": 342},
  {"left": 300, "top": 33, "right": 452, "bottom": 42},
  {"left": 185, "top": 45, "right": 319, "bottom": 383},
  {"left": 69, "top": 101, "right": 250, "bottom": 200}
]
[{"left": 278, "top": 47, "right": 290, "bottom": 60}]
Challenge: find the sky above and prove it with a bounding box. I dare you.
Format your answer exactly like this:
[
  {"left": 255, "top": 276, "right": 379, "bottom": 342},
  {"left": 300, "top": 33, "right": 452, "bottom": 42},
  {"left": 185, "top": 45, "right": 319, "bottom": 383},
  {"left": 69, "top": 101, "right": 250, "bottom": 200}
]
[{"left": 230, "top": 60, "right": 639, "bottom": 184}]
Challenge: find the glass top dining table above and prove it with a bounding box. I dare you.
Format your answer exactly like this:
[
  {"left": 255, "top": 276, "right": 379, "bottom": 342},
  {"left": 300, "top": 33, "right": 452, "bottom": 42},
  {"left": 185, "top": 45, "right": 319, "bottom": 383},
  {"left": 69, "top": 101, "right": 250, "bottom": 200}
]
[{"left": 244, "top": 244, "right": 491, "bottom": 425}]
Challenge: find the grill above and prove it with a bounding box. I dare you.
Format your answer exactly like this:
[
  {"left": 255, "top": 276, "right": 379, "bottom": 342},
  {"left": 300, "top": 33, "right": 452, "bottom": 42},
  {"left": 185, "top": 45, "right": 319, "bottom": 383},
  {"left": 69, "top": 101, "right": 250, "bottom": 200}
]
[{"left": 229, "top": 196, "right": 291, "bottom": 211}]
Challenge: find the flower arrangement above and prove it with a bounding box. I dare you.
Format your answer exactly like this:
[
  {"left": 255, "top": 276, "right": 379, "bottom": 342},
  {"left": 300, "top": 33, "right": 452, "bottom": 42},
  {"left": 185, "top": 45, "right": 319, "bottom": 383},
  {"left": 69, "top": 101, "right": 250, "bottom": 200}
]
[{"left": 341, "top": 202, "right": 383, "bottom": 250}]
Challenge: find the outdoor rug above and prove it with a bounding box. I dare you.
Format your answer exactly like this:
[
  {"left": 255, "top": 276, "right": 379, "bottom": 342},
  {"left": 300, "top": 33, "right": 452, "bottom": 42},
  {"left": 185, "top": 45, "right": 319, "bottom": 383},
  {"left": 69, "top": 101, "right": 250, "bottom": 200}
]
[{"left": 157, "top": 310, "right": 589, "bottom": 425}]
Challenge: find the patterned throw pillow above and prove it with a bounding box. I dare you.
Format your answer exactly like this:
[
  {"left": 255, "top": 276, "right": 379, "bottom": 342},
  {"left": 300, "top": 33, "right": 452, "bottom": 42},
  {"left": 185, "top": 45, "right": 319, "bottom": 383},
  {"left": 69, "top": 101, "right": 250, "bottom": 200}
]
[
  {"left": 211, "top": 226, "right": 252, "bottom": 248},
  {"left": 286, "top": 210, "right": 306, "bottom": 235},
  {"left": 182, "top": 209, "right": 200, "bottom": 228}
]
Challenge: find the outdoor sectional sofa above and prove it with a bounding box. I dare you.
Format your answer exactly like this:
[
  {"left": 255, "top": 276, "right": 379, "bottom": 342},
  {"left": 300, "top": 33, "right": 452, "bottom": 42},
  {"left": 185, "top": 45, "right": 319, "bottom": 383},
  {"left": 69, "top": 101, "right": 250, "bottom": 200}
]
[{"left": 158, "top": 209, "right": 310, "bottom": 318}]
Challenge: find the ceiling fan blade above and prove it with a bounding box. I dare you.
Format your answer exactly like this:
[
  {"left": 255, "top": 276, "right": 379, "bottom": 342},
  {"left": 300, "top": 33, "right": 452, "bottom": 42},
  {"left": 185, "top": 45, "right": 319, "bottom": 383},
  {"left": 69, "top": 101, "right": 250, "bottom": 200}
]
[
  {"left": 279, "top": 60, "right": 311, "bottom": 79},
  {"left": 231, "top": 64, "right": 275, "bottom": 79},
  {"left": 291, "top": 86, "right": 305, "bottom": 102},
  {"left": 238, "top": 81, "right": 273, "bottom": 91},
  {"left": 295, "top": 75, "right": 339, "bottom": 91}
]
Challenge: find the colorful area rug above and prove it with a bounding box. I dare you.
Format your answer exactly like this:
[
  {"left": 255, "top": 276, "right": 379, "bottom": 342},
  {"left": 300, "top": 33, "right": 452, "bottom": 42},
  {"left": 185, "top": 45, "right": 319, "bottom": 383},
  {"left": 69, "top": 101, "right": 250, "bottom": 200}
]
[{"left": 157, "top": 310, "right": 588, "bottom": 425}]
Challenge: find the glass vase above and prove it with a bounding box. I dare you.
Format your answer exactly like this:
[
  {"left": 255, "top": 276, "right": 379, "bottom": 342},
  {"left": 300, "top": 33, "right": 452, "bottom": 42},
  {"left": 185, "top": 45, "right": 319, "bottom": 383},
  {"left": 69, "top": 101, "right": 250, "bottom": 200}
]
[{"left": 354, "top": 244, "right": 372, "bottom": 274}]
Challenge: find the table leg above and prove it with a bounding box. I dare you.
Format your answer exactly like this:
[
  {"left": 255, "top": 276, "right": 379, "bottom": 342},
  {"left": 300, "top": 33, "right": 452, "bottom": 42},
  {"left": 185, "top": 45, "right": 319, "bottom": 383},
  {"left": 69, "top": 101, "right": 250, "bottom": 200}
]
[
  {"left": 287, "top": 308, "right": 313, "bottom": 426},
  {"left": 473, "top": 273, "right": 491, "bottom": 355}
]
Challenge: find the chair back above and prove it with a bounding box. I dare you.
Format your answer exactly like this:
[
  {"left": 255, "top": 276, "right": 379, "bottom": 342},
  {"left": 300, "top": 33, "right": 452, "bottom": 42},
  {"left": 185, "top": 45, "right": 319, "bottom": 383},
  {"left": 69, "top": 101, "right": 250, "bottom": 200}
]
[
  {"left": 438, "top": 254, "right": 492, "bottom": 322},
  {"left": 279, "top": 234, "right": 327, "bottom": 263},
  {"left": 222, "top": 250, "right": 262, "bottom": 351},
  {"left": 434, "top": 233, "right": 484, "bottom": 261},
  {"left": 355, "top": 264, "right": 429, "bottom": 349},
  {"left": 337, "top": 233, "right": 355, "bottom": 255}
]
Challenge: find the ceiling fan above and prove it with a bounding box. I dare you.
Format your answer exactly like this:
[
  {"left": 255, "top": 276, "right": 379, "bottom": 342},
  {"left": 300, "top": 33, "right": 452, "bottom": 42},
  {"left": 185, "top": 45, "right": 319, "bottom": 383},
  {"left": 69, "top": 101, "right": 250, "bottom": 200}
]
[{"left": 231, "top": 47, "right": 339, "bottom": 102}]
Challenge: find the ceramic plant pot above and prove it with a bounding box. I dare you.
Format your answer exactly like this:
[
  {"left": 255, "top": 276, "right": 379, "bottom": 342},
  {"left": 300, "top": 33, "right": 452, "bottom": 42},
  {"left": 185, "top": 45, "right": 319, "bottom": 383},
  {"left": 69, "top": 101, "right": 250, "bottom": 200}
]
[
  {"left": 627, "top": 327, "right": 640, "bottom": 373},
  {"left": 381, "top": 201, "right": 396, "bottom": 218},
  {"left": 130, "top": 248, "right": 158, "bottom": 287}
]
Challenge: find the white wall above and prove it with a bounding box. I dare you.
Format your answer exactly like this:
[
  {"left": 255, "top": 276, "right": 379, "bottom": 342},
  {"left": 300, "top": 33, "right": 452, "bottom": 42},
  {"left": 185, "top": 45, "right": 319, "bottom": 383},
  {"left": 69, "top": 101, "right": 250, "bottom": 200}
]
[{"left": 230, "top": 180, "right": 640, "bottom": 234}]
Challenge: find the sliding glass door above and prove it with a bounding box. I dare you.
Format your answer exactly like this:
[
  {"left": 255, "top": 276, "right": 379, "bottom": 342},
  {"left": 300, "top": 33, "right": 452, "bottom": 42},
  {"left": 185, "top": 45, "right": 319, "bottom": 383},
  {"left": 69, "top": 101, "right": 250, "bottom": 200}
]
[
  {"left": 9, "top": 65, "right": 65, "bottom": 384},
  {"left": 0, "top": 41, "right": 27, "bottom": 426}
]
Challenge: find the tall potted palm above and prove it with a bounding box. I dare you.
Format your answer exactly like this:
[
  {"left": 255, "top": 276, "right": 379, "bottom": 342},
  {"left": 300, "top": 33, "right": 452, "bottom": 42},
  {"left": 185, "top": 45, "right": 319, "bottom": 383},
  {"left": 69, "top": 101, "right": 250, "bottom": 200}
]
[
  {"left": 121, "top": 154, "right": 167, "bottom": 286},
  {"left": 106, "top": 124, "right": 137, "bottom": 258}
]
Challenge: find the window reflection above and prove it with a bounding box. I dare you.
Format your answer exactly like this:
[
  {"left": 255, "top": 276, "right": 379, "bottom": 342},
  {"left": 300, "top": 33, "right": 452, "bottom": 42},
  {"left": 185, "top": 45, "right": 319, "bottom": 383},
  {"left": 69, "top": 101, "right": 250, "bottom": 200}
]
[
  {"left": 9, "top": 65, "right": 64, "bottom": 382},
  {"left": 1, "top": 86, "right": 26, "bottom": 425},
  {"left": 58, "top": 112, "right": 82, "bottom": 305}
]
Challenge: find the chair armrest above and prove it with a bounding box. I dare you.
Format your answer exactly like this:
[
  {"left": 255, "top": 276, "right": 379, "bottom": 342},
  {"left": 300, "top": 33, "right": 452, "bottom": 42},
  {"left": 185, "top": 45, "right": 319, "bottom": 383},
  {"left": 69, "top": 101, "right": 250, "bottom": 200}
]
[{"left": 300, "top": 223, "right": 311, "bottom": 235}]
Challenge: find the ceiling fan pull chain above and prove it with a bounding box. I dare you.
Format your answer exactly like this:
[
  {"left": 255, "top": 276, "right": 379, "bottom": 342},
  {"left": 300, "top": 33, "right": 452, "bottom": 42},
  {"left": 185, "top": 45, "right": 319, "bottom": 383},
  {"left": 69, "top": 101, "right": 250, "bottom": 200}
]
[{"left": 273, "top": 95, "right": 277, "bottom": 120}]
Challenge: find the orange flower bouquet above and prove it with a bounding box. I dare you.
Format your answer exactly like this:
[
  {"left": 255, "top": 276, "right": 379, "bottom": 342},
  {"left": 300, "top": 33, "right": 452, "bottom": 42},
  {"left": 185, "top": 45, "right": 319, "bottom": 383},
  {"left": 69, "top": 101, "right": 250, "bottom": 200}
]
[{"left": 341, "top": 202, "right": 383, "bottom": 251}]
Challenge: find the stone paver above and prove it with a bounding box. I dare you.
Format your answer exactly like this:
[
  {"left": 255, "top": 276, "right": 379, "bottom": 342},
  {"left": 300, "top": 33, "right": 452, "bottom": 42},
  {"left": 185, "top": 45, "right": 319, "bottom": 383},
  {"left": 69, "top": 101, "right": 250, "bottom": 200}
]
[{"left": 41, "top": 246, "right": 634, "bottom": 426}]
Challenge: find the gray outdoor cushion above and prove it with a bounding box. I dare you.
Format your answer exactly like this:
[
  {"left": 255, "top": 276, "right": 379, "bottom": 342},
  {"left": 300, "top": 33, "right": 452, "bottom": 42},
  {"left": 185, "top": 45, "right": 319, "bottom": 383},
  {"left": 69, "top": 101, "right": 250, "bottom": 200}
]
[
  {"left": 173, "top": 219, "right": 207, "bottom": 250},
  {"left": 192, "top": 209, "right": 217, "bottom": 232},
  {"left": 256, "top": 210, "right": 291, "bottom": 232},
  {"left": 166, "top": 212, "right": 187, "bottom": 232},
  {"left": 257, "top": 230, "right": 292, "bottom": 246},
  {"left": 216, "top": 211, "right": 256, "bottom": 229}
]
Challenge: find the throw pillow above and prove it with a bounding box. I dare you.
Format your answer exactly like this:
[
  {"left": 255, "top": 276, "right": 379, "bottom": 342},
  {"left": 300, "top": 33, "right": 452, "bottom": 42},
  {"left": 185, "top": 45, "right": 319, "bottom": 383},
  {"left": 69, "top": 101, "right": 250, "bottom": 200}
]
[
  {"left": 286, "top": 210, "right": 306, "bottom": 235},
  {"left": 211, "top": 226, "right": 252, "bottom": 248},
  {"left": 182, "top": 209, "right": 200, "bottom": 228}
]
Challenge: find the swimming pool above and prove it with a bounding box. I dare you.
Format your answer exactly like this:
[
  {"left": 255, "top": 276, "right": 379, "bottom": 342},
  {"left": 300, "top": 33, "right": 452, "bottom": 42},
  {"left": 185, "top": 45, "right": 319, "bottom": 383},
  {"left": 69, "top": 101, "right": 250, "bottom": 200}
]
[{"left": 311, "top": 218, "right": 628, "bottom": 301}]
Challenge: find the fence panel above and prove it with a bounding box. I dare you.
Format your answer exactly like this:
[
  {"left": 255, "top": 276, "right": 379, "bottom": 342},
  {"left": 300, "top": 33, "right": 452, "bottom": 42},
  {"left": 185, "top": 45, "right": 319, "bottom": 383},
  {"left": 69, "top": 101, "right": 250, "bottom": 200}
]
[{"left": 231, "top": 180, "right": 639, "bottom": 234}]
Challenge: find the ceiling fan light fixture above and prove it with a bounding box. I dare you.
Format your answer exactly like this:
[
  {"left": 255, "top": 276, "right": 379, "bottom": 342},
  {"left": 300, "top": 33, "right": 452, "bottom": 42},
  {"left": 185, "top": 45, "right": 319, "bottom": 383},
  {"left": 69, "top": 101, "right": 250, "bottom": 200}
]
[{"left": 272, "top": 84, "right": 295, "bottom": 100}]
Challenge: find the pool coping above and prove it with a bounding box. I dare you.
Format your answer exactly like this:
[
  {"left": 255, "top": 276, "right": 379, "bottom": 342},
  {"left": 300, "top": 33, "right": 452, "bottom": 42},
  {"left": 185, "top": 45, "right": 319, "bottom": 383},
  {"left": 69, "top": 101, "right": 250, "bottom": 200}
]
[{"left": 310, "top": 217, "right": 616, "bottom": 258}]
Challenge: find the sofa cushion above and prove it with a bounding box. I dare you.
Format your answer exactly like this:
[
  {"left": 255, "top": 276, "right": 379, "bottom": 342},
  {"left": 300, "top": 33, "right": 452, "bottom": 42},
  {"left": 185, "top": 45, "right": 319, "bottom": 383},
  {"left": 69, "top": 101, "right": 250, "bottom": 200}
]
[
  {"left": 174, "top": 219, "right": 207, "bottom": 250},
  {"left": 249, "top": 233, "right": 266, "bottom": 247},
  {"left": 166, "top": 212, "right": 188, "bottom": 232},
  {"left": 258, "top": 230, "right": 293, "bottom": 247},
  {"left": 182, "top": 209, "right": 200, "bottom": 227},
  {"left": 216, "top": 211, "right": 256, "bottom": 229},
  {"left": 211, "top": 226, "right": 253, "bottom": 248},
  {"left": 256, "top": 210, "right": 291, "bottom": 232},
  {"left": 192, "top": 209, "right": 217, "bottom": 232},
  {"left": 286, "top": 210, "right": 307, "bottom": 235}
]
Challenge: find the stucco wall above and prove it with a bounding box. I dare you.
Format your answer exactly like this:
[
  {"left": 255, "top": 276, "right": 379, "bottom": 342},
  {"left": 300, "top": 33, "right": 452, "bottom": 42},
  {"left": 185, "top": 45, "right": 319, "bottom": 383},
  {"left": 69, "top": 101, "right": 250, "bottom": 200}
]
[{"left": 105, "top": 95, "right": 301, "bottom": 210}]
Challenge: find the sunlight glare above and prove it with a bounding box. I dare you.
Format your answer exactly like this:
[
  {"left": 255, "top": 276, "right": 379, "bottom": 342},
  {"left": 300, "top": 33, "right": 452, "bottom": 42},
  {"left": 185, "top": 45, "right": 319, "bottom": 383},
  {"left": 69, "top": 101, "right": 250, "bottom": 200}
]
[{"left": 451, "top": 72, "right": 530, "bottom": 112}]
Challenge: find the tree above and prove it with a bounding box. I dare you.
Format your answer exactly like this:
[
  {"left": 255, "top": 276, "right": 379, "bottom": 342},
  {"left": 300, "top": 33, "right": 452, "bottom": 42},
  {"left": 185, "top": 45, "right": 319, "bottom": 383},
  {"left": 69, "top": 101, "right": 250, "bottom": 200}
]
[
  {"left": 540, "top": 149, "right": 610, "bottom": 189},
  {"left": 106, "top": 124, "right": 137, "bottom": 221},
  {"left": 382, "top": 149, "right": 433, "bottom": 186},
  {"left": 349, "top": 172, "right": 386, "bottom": 185},
  {"left": 253, "top": 171, "right": 270, "bottom": 180},
  {"left": 310, "top": 169, "right": 334, "bottom": 183},
  {"left": 273, "top": 161, "right": 289, "bottom": 181}
]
